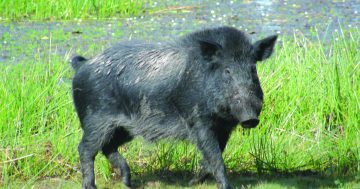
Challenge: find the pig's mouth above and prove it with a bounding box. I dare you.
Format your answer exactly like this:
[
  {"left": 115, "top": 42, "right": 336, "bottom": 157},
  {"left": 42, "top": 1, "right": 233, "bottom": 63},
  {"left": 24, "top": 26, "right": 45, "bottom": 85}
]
[{"left": 240, "top": 119, "right": 259, "bottom": 128}]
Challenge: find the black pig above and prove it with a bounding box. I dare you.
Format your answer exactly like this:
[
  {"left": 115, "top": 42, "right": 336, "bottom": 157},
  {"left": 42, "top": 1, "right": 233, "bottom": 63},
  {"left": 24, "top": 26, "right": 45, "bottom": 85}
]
[{"left": 71, "top": 26, "right": 277, "bottom": 189}]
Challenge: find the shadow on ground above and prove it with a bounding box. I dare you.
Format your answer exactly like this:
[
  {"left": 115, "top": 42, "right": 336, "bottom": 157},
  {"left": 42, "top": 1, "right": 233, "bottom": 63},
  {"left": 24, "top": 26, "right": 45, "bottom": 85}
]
[
  {"left": 10, "top": 170, "right": 359, "bottom": 189},
  {"left": 103, "top": 170, "right": 355, "bottom": 189},
  {"left": 126, "top": 171, "right": 337, "bottom": 189}
]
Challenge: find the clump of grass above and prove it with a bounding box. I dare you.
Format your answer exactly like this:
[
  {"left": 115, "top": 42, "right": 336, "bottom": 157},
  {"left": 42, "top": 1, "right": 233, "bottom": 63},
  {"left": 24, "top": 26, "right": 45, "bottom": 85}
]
[
  {"left": 0, "top": 0, "right": 147, "bottom": 21},
  {"left": 0, "top": 29, "right": 359, "bottom": 188},
  {"left": 0, "top": 55, "right": 80, "bottom": 185}
]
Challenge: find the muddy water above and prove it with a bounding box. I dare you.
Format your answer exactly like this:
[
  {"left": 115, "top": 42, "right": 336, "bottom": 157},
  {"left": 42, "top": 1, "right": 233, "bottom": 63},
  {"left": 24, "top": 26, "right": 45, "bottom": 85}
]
[{"left": 0, "top": 0, "right": 359, "bottom": 63}]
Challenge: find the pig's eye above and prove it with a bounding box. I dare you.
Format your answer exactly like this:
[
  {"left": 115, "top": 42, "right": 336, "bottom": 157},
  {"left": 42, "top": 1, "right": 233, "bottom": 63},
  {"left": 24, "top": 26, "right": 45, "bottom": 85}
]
[{"left": 224, "top": 68, "right": 231, "bottom": 75}]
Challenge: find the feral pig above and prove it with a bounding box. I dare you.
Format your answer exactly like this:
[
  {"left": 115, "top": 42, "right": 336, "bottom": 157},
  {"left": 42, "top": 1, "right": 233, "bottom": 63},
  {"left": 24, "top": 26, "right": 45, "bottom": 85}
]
[{"left": 71, "top": 26, "right": 277, "bottom": 189}]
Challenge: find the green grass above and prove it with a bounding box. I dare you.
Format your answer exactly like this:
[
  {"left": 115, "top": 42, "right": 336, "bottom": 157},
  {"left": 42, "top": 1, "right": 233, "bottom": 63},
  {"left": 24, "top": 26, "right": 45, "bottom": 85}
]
[
  {"left": 0, "top": 0, "right": 148, "bottom": 21},
  {"left": 0, "top": 29, "right": 359, "bottom": 189}
]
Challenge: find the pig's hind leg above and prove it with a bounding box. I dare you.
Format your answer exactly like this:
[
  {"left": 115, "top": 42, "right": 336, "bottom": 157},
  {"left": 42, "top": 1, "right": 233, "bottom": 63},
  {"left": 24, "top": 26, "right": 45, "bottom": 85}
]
[
  {"left": 78, "top": 113, "right": 133, "bottom": 189},
  {"left": 102, "top": 127, "right": 133, "bottom": 188}
]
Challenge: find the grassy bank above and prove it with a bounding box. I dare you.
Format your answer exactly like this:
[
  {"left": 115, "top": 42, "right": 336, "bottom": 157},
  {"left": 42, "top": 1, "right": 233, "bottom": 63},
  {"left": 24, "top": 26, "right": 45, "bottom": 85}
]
[
  {"left": 0, "top": 0, "right": 147, "bottom": 21},
  {"left": 0, "top": 29, "right": 359, "bottom": 188}
]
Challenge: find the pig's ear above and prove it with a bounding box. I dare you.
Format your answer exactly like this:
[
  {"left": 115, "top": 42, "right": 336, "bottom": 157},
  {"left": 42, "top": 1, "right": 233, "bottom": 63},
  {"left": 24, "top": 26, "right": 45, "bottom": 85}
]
[
  {"left": 198, "top": 40, "right": 222, "bottom": 59},
  {"left": 253, "top": 35, "right": 278, "bottom": 61}
]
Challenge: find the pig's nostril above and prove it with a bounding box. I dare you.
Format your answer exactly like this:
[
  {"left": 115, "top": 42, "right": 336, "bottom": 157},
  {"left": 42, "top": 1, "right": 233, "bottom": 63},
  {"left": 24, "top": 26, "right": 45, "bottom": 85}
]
[{"left": 241, "top": 119, "right": 259, "bottom": 128}]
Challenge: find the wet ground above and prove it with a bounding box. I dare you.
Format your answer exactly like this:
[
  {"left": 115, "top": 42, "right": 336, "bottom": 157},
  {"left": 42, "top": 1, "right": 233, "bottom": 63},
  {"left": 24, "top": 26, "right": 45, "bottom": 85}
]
[{"left": 0, "top": 0, "right": 359, "bottom": 63}]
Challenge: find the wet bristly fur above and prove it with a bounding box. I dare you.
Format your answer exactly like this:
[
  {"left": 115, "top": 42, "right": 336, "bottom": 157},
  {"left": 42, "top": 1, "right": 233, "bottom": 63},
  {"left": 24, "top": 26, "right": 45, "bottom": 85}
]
[{"left": 72, "top": 26, "right": 277, "bottom": 189}]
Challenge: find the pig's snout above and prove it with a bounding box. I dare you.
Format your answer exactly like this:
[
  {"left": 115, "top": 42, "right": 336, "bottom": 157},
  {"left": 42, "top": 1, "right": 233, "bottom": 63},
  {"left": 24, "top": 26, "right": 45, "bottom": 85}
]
[
  {"left": 231, "top": 96, "right": 262, "bottom": 128},
  {"left": 232, "top": 107, "right": 261, "bottom": 128}
]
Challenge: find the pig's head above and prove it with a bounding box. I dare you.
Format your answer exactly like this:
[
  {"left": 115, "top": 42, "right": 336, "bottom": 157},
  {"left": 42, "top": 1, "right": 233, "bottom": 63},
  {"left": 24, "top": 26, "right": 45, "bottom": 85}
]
[{"left": 195, "top": 27, "right": 277, "bottom": 128}]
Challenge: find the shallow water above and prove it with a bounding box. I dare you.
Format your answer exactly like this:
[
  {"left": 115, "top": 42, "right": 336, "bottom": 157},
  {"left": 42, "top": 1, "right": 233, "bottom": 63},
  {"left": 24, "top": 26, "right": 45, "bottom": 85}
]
[{"left": 0, "top": 0, "right": 359, "bottom": 62}]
